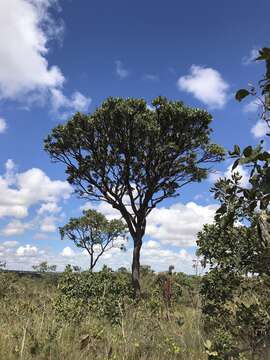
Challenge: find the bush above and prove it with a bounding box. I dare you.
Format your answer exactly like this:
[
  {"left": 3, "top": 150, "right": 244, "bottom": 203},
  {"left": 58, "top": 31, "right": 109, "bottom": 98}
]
[{"left": 55, "top": 266, "right": 133, "bottom": 324}]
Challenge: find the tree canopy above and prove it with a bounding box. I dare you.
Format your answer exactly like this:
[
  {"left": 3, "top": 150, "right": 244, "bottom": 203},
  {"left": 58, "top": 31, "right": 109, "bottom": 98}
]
[{"left": 59, "top": 209, "right": 127, "bottom": 271}]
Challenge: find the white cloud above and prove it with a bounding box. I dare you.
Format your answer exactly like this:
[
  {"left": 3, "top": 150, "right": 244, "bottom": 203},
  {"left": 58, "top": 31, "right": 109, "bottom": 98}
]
[
  {"left": 177, "top": 65, "right": 229, "bottom": 109},
  {"left": 81, "top": 200, "right": 216, "bottom": 248},
  {"left": 209, "top": 163, "right": 250, "bottom": 188},
  {"left": 0, "top": 118, "right": 7, "bottom": 133},
  {"left": 39, "top": 216, "right": 57, "bottom": 233},
  {"left": 80, "top": 201, "right": 121, "bottom": 221},
  {"left": 50, "top": 89, "right": 91, "bottom": 119},
  {"left": 0, "top": 0, "right": 64, "bottom": 100},
  {"left": 243, "top": 99, "right": 260, "bottom": 113},
  {"left": 0, "top": 0, "right": 90, "bottom": 116},
  {"left": 0, "top": 237, "right": 198, "bottom": 274},
  {"left": 60, "top": 246, "right": 75, "bottom": 257},
  {"left": 38, "top": 202, "right": 61, "bottom": 215},
  {"left": 0, "top": 159, "right": 72, "bottom": 219},
  {"left": 2, "top": 240, "right": 19, "bottom": 248},
  {"left": 16, "top": 244, "right": 38, "bottom": 257},
  {"left": 146, "top": 202, "right": 217, "bottom": 247},
  {"left": 1, "top": 220, "right": 31, "bottom": 236},
  {"left": 144, "top": 240, "right": 160, "bottom": 249},
  {"left": 251, "top": 120, "right": 268, "bottom": 138},
  {"left": 115, "top": 60, "right": 129, "bottom": 79},
  {"left": 242, "top": 48, "right": 259, "bottom": 66}
]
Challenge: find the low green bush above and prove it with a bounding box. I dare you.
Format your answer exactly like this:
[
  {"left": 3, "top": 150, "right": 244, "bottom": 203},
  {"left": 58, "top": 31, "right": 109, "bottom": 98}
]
[{"left": 55, "top": 265, "right": 133, "bottom": 324}]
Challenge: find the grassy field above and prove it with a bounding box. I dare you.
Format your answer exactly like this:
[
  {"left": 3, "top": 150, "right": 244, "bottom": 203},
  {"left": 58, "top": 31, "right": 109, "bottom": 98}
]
[{"left": 0, "top": 270, "right": 207, "bottom": 360}]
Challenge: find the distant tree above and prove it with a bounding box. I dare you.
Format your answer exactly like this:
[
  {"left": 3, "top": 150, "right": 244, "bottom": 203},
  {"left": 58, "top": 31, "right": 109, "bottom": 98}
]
[
  {"left": 44, "top": 96, "right": 224, "bottom": 296},
  {"left": 0, "top": 261, "right": 6, "bottom": 269},
  {"left": 32, "top": 261, "right": 57, "bottom": 272},
  {"left": 59, "top": 209, "right": 127, "bottom": 271}
]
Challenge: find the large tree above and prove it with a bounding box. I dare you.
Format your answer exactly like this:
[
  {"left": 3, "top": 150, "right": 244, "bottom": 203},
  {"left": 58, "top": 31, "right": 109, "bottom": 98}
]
[
  {"left": 59, "top": 209, "right": 127, "bottom": 271},
  {"left": 44, "top": 96, "right": 224, "bottom": 295}
]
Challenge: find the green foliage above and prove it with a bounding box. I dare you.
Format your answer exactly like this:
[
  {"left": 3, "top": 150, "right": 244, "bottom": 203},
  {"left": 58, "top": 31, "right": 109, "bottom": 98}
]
[
  {"left": 198, "top": 223, "right": 270, "bottom": 359},
  {"left": 55, "top": 266, "right": 133, "bottom": 324},
  {"left": 197, "top": 47, "right": 270, "bottom": 359},
  {"left": 60, "top": 209, "right": 127, "bottom": 270},
  {"left": 32, "top": 261, "right": 57, "bottom": 272},
  {"left": 235, "top": 89, "right": 250, "bottom": 102},
  {"left": 44, "top": 96, "right": 224, "bottom": 292}
]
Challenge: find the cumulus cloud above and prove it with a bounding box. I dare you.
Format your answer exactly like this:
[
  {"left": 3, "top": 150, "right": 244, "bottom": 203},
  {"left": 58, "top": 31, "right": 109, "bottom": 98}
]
[
  {"left": 39, "top": 216, "right": 58, "bottom": 233},
  {"left": 0, "top": 237, "right": 198, "bottom": 273},
  {"left": 242, "top": 47, "right": 259, "bottom": 66},
  {"left": 0, "top": 0, "right": 64, "bottom": 100},
  {"left": 146, "top": 202, "right": 217, "bottom": 247},
  {"left": 177, "top": 65, "right": 229, "bottom": 109},
  {"left": 38, "top": 202, "right": 61, "bottom": 215},
  {"left": 0, "top": 159, "right": 72, "bottom": 219},
  {"left": 251, "top": 120, "right": 268, "bottom": 138},
  {"left": 0, "top": 118, "right": 7, "bottom": 133},
  {"left": 115, "top": 60, "right": 129, "bottom": 79},
  {"left": 1, "top": 220, "right": 31, "bottom": 236},
  {"left": 0, "top": 0, "right": 90, "bottom": 115},
  {"left": 81, "top": 200, "right": 217, "bottom": 248},
  {"left": 60, "top": 246, "right": 75, "bottom": 257},
  {"left": 80, "top": 201, "right": 121, "bottom": 221},
  {"left": 50, "top": 89, "right": 91, "bottom": 119},
  {"left": 2, "top": 240, "right": 19, "bottom": 248},
  {"left": 16, "top": 244, "right": 38, "bottom": 257}
]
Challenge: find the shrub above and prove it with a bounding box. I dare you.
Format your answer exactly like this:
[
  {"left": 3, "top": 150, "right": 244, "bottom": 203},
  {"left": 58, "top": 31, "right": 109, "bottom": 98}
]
[{"left": 55, "top": 266, "right": 133, "bottom": 324}]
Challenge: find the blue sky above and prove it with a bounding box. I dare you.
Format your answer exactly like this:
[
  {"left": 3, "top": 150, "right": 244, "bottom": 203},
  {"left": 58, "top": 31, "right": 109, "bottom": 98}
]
[{"left": 0, "top": 0, "right": 269, "bottom": 272}]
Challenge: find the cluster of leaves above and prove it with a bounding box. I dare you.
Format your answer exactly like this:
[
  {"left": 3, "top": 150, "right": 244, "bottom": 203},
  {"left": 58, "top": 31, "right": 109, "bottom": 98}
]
[
  {"left": 198, "top": 223, "right": 270, "bottom": 359},
  {"left": 197, "top": 48, "right": 270, "bottom": 359},
  {"left": 54, "top": 266, "right": 134, "bottom": 324}
]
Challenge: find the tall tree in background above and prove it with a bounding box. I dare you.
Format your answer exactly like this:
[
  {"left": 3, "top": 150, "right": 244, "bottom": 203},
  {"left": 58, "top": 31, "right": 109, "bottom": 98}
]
[
  {"left": 44, "top": 96, "right": 224, "bottom": 296},
  {"left": 60, "top": 209, "right": 127, "bottom": 271}
]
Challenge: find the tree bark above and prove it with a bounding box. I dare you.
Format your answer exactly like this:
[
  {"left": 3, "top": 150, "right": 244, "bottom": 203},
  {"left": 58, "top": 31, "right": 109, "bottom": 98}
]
[{"left": 131, "top": 237, "right": 142, "bottom": 298}]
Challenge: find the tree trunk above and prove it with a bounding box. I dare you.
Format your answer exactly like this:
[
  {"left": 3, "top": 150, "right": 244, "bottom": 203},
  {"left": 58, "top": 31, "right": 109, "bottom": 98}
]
[{"left": 131, "top": 237, "right": 142, "bottom": 298}]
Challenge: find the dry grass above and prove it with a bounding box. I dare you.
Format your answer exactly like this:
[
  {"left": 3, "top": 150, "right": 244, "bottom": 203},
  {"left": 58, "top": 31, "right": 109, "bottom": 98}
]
[{"left": 0, "top": 273, "right": 207, "bottom": 360}]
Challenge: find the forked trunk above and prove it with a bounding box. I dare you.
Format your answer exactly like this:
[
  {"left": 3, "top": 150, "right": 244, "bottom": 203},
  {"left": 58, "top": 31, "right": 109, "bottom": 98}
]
[{"left": 131, "top": 237, "right": 142, "bottom": 298}]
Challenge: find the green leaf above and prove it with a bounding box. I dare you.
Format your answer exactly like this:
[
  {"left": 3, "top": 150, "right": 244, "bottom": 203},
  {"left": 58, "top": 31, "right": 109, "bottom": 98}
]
[
  {"left": 243, "top": 146, "right": 253, "bottom": 157},
  {"left": 235, "top": 89, "right": 250, "bottom": 102},
  {"left": 229, "top": 144, "right": 241, "bottom": 157},
  {"left": 232, "top": 159, "right": 240, "bottom": 171}
]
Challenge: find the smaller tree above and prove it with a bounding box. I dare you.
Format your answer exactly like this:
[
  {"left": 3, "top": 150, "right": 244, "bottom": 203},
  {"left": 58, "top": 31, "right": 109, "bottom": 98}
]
[
  {"left": 60, "top": 209, "right": 127, "bottom": 271},
  {"left": 32, "top": 261, "right": 57, "bottom": 272}
]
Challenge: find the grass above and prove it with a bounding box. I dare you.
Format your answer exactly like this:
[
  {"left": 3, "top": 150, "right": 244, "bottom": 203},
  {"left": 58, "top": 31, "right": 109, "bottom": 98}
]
[{"left": 0, "top": 272, "right": 207, "bottom": 360}]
